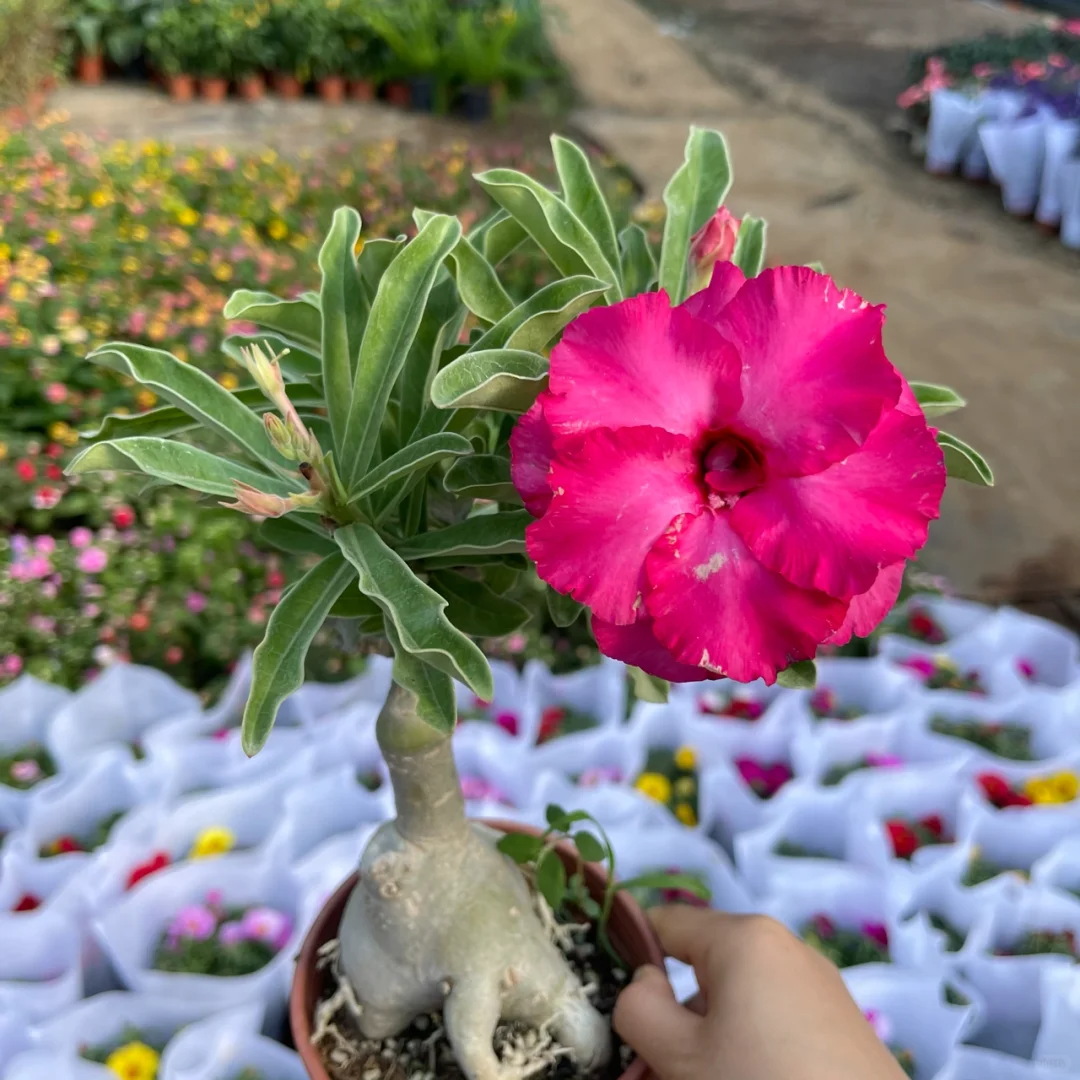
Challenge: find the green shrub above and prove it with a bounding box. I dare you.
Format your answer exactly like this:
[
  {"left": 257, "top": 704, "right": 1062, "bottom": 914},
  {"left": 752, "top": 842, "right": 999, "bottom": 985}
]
[{"left": 0, "top": 0, "right": 62, "bottom": 108}]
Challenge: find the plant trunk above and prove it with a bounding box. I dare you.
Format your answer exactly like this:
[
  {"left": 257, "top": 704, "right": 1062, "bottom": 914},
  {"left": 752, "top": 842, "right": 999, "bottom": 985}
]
[{"left": 337, "top": 681, "right": 611, "bottom": 1080}]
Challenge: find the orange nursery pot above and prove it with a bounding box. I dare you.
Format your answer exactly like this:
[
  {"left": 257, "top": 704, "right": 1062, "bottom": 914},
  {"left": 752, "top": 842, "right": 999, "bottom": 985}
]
[
  {"left": 199, "top": 77, "right": 229, "bottom": 103},
  {"left": 317, "top": 75, "right": 346, "bottom": 104},
  {"left": 75, "top": 52, "right": 104, "bottom": 85},
  {"left": 166, "top": 74, "right": 195, "bottom": 103},
  {"left": 384, "top": 80, "right": 410, "bottom": 108},
  {"left": 238, "top": 74, "right": 266, "bottom": 102},
  {"left": 348, "top": 77, "right": 376, "bottom": 102},
  {"left": 289, "top": 819, "right": 662, "bottom": 1080},
  {"left": 272, "top": 73, "right": 304, "bottom": 99}
]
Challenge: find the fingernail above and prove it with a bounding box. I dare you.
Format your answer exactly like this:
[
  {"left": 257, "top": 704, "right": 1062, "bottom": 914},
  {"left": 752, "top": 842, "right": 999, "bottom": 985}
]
[{"left": 631, "top": 964, "right": 655, "bottom": 983}]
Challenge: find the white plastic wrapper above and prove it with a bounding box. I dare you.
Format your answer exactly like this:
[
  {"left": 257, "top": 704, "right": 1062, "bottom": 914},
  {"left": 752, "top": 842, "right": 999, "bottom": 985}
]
[
  {"left": 161, "top": 1020, "right": 307, "bottom": 1080},
  {"left": 608, "top": 824, "right": 753, "bottom": 914},
  {"left": 452, "top": 657, "right": 531, "bottom": 741},
  {"left": 307, "top": 701, "right": 381, "bottom": 774},
  {"left": 295, "top": 823, "right": 379, "bottom": 934},
  {"left": 293, "top": 654, "right": 393, "bottom": 724},
  {"left": 522, "top": 657, "right": 627, "bottom": 742},
  {"left": 1031, "top": 834, "right": 1080, "bottom": 897},
  {"left": 668, "top": 675, "right": 786, "bottom": 726},
  {"left": 1061, "top": 158, "right": 1080, "bottom": 251},
  {"left": 961, "top": 887, "right": 1080, "bottom": 1059},
  {"left": 935, "top": 1045, "right": 1080, "bottom": 1080},
  {"left": 0, "top": 674, "right": 70, "bottom": 746},
  {"left": 960, "top": 607, "right": 1080, "bottom": 692},
  {"left": 879, "top": 594, "right": 995, "bottom": 650},
  {"left": 880, "top": 635, "right": 1029, "bottom": 704},
  {"left": 759, "top": 864, "right": 930, "bottom": 969},
  {"left": 0, "top": 1010, "right": 32, "bottom": 1075},
  {"left": 93, "top": 851, "right": 302, "bottom": 1036},
  {"left": 962, "top": 87, "right": 1029, "bottom": 181},
  {"left": 780, "top": 656, "right": 919, "bottom": 732},
  {"left": 981, "top": 111, "right": 1048, "bottom": 216},
  {"left": 47, "top": 664, "right": 200, "bottom": 769},
  {"left": 452, "top": 722, "right": 536, "bottom": 812},
  {"left": 1033, "top": 963, "right": 1080, "bottom": 1075},
  {"left": 955, "top": 801, "right": 1080, "bottom": 875},
  {"left": 0, "top": 907, "right": 83, "bottom": 1021},
  {"left": 735, "top": 784, "right": 858, "bottom": 895},
  {"left": 531, "top": 771, "right": 670, "bottom": 832},
  {"left": 1038, "top": 118, "right": 1080, "bottom": 227},
  {"left": 926, "top": 89, "right": 983, "bottom": 173},
  {"left": 842, "top": 965, "right": 972, "bottom": 1080},
  {"left": 0, "top": 840, "right": 87, "bottom": 914}
]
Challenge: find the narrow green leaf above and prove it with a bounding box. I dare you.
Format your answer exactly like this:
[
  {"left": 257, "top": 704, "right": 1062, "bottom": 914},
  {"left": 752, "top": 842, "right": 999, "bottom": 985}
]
[
  {"left": 335, "top": 524, "right": 493, "bottom": 700},
  {"left": 938, "top": 431, "right": 994, "bottom": 486},
  {"left": 471, "top": 276, "right": 608, "bottom": 355},
  {"left": 223, "top": 290, "right": 322, "bottom": 351},
  {"left": 628, "top": 666, "right": 670, "bottom": 704},
  {"left": 573, "top": 831, "right": 606, "bottom": 863},
  {"left": 88, "top": 343, "right": 287, "bottom": 472},
  {"left": 258, "top": 518, "right": 336, "bottom": 557},
  {"left": 222, "top": 333, "right": 322, "bottom": 386},
  {"left": 619, "top": 224, "right": 657, "bottom": 298},
  {"left": 318, "top": 208, "right": 365, "bottom": 457},
  {"left": 546, "top": 587, "right": 584, "bottom": 629},
  {"left": 475, "top": 168, "right": 621, "bottom": 298},
  {"left": 482, "top": 212, "right": 529, "bottom": 266},
  {"left": 498, "top": 833, "right": 544, "bottom": 864},
  {"left": 350, "top": 433, "right": 473, "bottom": 501},
  {"left": 431, "top": 570, "right": 531, "bottom": 637},
  {"left": 732, "top": 215, "right": 767, "bottom": 278},
  {"left": 329, "top": 589, "right": 384, "bottom": 619},
  {"left": 536, "top": 851, "right": 568, "bottom": 910},
  {"left": 659, "top": 127, "right": 733, "bottom": 304},
  {"left": 551, "top": 135, "right": 621, "bottom": 282},
  {"left": 396, "top": 510, "right": 529, "bottom": 562},
  {"left": 431, "top": 349, "right": 548, "bottom": 413},
  {"left": 805, "top": 261, "right": 825, "bottom": 273},
  {"left": 66, "top": 438, "right": 299, "bottom": 500},
  {"left": 910, "top": 382, "right": 967, "bottom": 419},
  {"left": 342, "top": 214, "right": 463, "bottom": 485},
  {"left": 242, "top": 554, "right": 356, "bottom": 754},
  {"left": 777, "top": 659, "right": 817, "bottom": 689},
  {"left": 359, "top": 236, "right": 406, "bottom": 294},
  {"left": 616, "top": 871, "right": 712, "bottom": 902},
  {"left": 384, "top": 618, "right": 457, "bottom": 734},
  {"left": 444, "top": 454, "right": 519, "bottom": 502}
]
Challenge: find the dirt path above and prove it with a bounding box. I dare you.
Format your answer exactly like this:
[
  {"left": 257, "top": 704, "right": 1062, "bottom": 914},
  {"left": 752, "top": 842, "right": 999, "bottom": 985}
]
[{"left": 547, "top": 0, "right": 1080, "bottom": 601}]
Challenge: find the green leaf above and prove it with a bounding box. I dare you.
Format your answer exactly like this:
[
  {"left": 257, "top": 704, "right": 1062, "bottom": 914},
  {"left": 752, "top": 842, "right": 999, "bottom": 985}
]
[
  {"left": 732, "top": 215, "right": 767, "bottom": 278},
  {"left": 545, "top": 803, "right": 570, "bottom": 829},
  {"left": 910, "top": 382, "right": 967, "bottom": 419},
  {"left": 482, "top": 564, "right": 520, "bottom": 595},
  {"left": 471, "top": 276, "right": 608, "bottom": 355},
  {"left": 242, "top": 554, "right": 356, "bottom": 754},
  {"left": 777, "top": 659, "right": 817, "bottom": 689},
  {"left": 88, "top": 343, "right": 286, "bottom": 473},
  {"left": 628, "top": 666, "right": 670, "bottom": 704},
  {"left": 804, "top": 261, "right": 825, "bottom": 274},
  {"left": 619, "top": 224, "right": 657, "bottom": 298},
  {"left": 938, "top": 431, "right": 993, "bottom": 486},
  {"left": 497, "top": 832, "right": 545, "bottom": 864},
  {"left": 475, "top": 169, "right": 621, "bottom": 298},
  {"left": 66, "top": 438, "right": 299, "bottom": 500},
  {"left": 342, "top": 214, "right": 463, "bottom": 485},
  {"left": 258, "top": 518, "right": 336, "bottom": 557},
  {"left": 318, "top": 207, "right": 365, "bottom": 455},
  {"left": 384, "top": 619, "right": 457, "bottom": 734},
  {"left": 335, "top": 524, "right": 493, "bottom": 700},
  {"left": 431, "top": 349, "right": 548, "bottom": 413},
  {"left": 551, "top": 135, "right": 621, "bottom": 283},
  {"left": 443, "top": 454, "right": 519, "bottom": 502},
  {"left": 329, "top": 589, "right": 384, "bottom": 619},
  {"left": 659, "top": 127, "right": 732, "bottom": 304},
  {"left": 395, "top": 510, "right": 529, "bottom": 562},
  {"left": 350, "top": 433, "right": 473, "bottom": 502},
  {"left": 536, "top": 850, "right": 568, "bottom": 911},
  {"left": 223, "top": 290, "right": 321, "bottom": 352},
  {"left": 546, "top": 587, "right": 584, "bottom": 629},
  {"left": 482, "top": 212, "right": 529, "bottom": 266},
  {"left": 431, "top": 570, "right": 531, "bottom": 637},
  {"left": 572, "top": 830, "right": 606, "bottom": 863},
  {"left": 222, "top": 333, "right": 322, "bottom": 386},
  {"left": 616, "top": 871, "right": 712, "bottom": 902}
]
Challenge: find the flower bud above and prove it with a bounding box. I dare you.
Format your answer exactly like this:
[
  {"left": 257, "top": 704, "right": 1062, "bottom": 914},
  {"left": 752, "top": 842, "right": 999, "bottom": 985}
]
[
  {"left": 222, "top": 482, "right": 322, "bottom": 519},
  {"left": 688, "top": 206, "right": 741, "bottom": 294}
]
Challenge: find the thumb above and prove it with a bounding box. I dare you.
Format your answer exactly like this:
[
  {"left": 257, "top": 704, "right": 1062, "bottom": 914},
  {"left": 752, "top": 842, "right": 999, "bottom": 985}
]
[{"left": 613, "top": 964, "right": 701, "bottom": 1079}]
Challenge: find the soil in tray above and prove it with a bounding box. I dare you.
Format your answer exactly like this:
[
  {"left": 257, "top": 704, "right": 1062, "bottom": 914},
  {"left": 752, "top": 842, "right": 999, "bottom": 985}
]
[{"left": 313, "top": 919, "right": 634, "bottom": 1080}]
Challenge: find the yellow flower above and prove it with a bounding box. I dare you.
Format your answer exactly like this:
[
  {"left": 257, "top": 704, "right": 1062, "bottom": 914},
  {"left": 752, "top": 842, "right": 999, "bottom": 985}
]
[
  {"left": 354, "top": 236, "right": 365, "bottom": 257},
  {"left": 135, "top": 389, "right": 158, "bottom": 410},
  {"left": 190, "top": 825, "right": 235, "bottom": 859},
  {"left": 218, "top": 372, "right": 239, "bottom": 390},
  {"left": 634, "top": 772, "right": 672, "bottom": 804},
  {"left": 132, "top": 225, "right": 150, "bottom": 242},
  {"left": 12, "top": 327, "right": 31, "bottom": 347},
  {"left": 0, "top": 442, "right": 7, "bottom": 460},
  {"left": 674, "top": 803, "right": 698, "bottom": 827},
  {"left": 90, "top": 189, "right": 111, "bottom": 208},
  {"left": 212, "top": 263, "right": 233, "bottom": 282},
  {"left": 674, "top": 746, "right": 697, "bottom": 771},
  {"left": 45, "top": 229, "right": 62, "bottom": 245},
  {"left": 1049, "top": 771, "right": 1079, "bottom": 804},
  {"left": 7, "top": 281, "right": 28, "bottom": 302},
  {"left": 0, "top": 242, "right": 10, "bottom": 260},
  {"left": 267, "top": 219, "right": 288, "bottom": 241},
  {"left": 177, "top": 208, "right": 200, "bottom": 228},
  {"left": 121, "top": 256, "right": 139, "bottom": 275},
  {"left": 1023, "top": 777, "right": 1058, "bottom": 805},
  {"left": 105, "top": 1040, "right": 159, "bottom": 1080}
]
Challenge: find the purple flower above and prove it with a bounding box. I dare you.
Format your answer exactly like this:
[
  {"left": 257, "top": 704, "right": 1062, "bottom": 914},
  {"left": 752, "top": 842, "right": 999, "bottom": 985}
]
[
  {"left": 10, "top": 535, "right": 29, "bottom": 555},
  {"left": 239, "top": 906, "right": 292, "bottom": 950},
  {"left": 76, "top": 548, "right": 108, "bottom": 574},
  {"left": 185, "top": 592, "right": 207, "bottom": 614},
  {"left": 219, "top": 920, "right": 246, "bottom": 947},
  {"left": 168, "top": 904, "right": 217, "bottom": 942}
]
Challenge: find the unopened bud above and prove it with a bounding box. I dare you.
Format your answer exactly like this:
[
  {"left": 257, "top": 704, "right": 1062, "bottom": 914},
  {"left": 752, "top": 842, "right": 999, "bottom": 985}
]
[
  {"left": 221, "top": 481, "right": 322, "bottom": 519},
  {"left": 240, "top": 343, "right": 288, "bottom": 404},
  {"left": 688, "top": 206, "right": 741, "bottom": 295},
  {"left": 264, "top": 413, "right": 295, "bottom": 458}
]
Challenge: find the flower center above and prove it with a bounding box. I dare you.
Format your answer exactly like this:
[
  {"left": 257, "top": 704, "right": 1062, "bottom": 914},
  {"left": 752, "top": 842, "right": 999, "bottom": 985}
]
[{"left": 702, "top": 433, "right": 765, "bottom": 498}]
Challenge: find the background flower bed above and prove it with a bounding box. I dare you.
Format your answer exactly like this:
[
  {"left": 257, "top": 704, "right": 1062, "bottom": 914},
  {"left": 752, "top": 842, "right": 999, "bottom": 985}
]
[{"left": 0, "top": 116, "right": 642, "bottom": 695}]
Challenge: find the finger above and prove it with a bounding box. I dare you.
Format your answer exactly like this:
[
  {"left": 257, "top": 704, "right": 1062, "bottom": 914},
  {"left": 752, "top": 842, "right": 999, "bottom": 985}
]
[
  {"left": 684, "top": 992, "right": 707, "bottom": 1016},
  {"left": 648, "top": 904, "right": 749, "bottom": 975},
  {"left": 613, "top": 964, "right": 702, "bottom": 1080}
]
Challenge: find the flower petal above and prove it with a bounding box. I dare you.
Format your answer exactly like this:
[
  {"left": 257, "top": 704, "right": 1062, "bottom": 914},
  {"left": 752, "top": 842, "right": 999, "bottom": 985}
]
[
  {"left": 681, "top": 260, "right": 747, "bottom": 321},
  {"left": 730, "top": 406, "right": 945, "bottom": 599},
  {"left": 545, "top": 290, "right": 742, "bottom": 440},
  {"left": 509, "top": 394, "right": 557, "bottom": 517},
  {"left": 593, "top": 614, "right": 722, "bottom": 682},
  {"left": 827, "top": 562, "right": 906, "bottom": 647},
  {"left": 645, "top": 508, "right": 847, "bottom": 684},
  {"left": 526, "top": 426, "right": 701, "bottom": 624},
  {"left": 701, "top": 266, "right": 901, "bottom": 475}
]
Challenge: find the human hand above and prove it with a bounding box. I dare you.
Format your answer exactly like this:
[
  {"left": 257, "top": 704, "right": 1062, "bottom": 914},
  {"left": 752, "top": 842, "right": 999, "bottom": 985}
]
[{"left": 613, "top": 906, "right": 909, "bottom": 1080}]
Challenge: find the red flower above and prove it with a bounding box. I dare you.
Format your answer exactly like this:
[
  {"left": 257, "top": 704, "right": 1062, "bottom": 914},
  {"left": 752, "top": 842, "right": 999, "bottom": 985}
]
[
  {"left": 53, "top": 836, "right": 82, "bottom": 855},
  {"left": 129, "top": 612, "right": 150, "bottom": 632},
  {"left": 45, "top": 443, "right": 64, "bottom": 458},
  {"left": 45, "top": 463, "right": 64, "bottom": 481},
  {"left": 538, "top": 706, "right": 566, "bottom": 743},
  {"left": 15, "top": 459, "right": 36, "bottom": 482},
  {"left": 977, "top": 772, "right": 1012, "bottom": 808},
  {"left": 112, "top": 505, "right": 136, "bottom": 529},
  {"left": 13, "top": 893, "right": 41, "bottom": 912},
  {"left": 919, "top": 813, "right": 945, "bottom": 839},
  {"left": 267, "top": 568, "right": 286, "bottom": 588},
  {"left": 126, "top": 850, "right": 170, "bottom": 890},
  {"left": 886, "top": 820, "right": 919, "bottom": 859}
]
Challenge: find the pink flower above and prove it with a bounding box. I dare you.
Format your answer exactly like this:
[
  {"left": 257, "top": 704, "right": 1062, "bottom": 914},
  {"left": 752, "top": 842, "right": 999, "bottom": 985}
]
[
  {"left": 219, "top": 920, "right": 247, "bottom": 947},
  {"left": 33, "top": 535, "right": 55, "bottom": 555},
  {"left": 168, "top": 904, "right": 217, "bottom": 942},
  {"left": 239, "top": 906, "right": 292, "bottom": 950},
  {"left": 76, "top": 548, "right": 108, "bottom": 574},
  {"left": 185, "top": 591, "right": 208, "bottom": 614},
  {"left": 861, "top": 921, "right": 890, "bottom": 948},
  {"left": 511, "top": 267, "right": 946, "bottom": 685},
  {"left": 460, "top": 775, "right": 497, "bottom": 801},
  {"left": 493, "top": 711, "right": 519, "bottom": 736},
  {"left": 973, "top": 63, "right": 995, "bottom": 78},
  {"left": 865, "top": 752, "right": 903, "bottom": 768},
  {"left": 688, "top": 207, "right": 741, "bottom": 294},
  {"left": 69, "top": 527, "right": 94, "bottom": 549},
  {"left": 10, "top": 760, "right": 41, "bottom": 782},
  {"left": 735, "top": 758, "right": 766, "bottom": 786},
  {"left": 44, "top": 382, "right": 67, "bottom": 403},
  {"left": 1017, "top": 658, "right": 1036, "bottom": 680},
  {"left": 864, "top": 1009, "right": 893, "bottom": 1044},
  {"left": 31, "top": 486, "right": 62, "bottom": 510},
  {"left": 578, "top": 765, "right": 623, "bottom": 786},
  {"left": 898, "top": 655, "right": 936, "bottom": 680}
]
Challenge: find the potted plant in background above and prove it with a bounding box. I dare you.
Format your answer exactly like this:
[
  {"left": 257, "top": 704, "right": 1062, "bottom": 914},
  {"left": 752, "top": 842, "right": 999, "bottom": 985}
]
[
  {"left": 363, "top": 0, "right": 445, "bottom": 112},
  {"left": 145, "top": 4, "right": 198, "bottom": 101},
  {"left": 214, "top": 0, "right": 273, "bottom": 103},
  {"left": 266, "top": 0, "right": 313, "bottom": 99},
  {"left": 69, "top": 123, "right": 985, "bottom": 1079},
  {"left": 341, "top": 0, "right": 383, "bottom": 102},
  {"left": 306, "top": 0, "right": 350, "bottom": 105},
  {"left": 447, "top": 4, "right": 520, "bottom": 123},
  {"left": 66, "top": 0, "right": 112, "bottom": 83}
]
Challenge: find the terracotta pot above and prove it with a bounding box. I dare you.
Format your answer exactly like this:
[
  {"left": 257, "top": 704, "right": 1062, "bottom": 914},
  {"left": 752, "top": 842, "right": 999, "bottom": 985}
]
[
  {"left": 273, "top": 72, "right": 304, "bottom": 99},
  {"left": 349, "top": 77, "right": 376, "bottom": 102},
  {"left": 238, "top": 73, "right": 265, "bottom": 102},
  {"left": 384, "top": 80, "right": 410, "bottom": 108},
  {"left": 75, "top": 52, "right": 104, "bottom": 85},
  {"left": 290, "top": 819, "right": 662, "bottom": 1080},
  {"left": 199, "top": 76, "right": 229, "bottom": 103},
  {"left": 317, "top": 75, "right": 346, "bottom": 104},
  {"left": 166, "top": 73, "right": 195, "bottom": 103}
]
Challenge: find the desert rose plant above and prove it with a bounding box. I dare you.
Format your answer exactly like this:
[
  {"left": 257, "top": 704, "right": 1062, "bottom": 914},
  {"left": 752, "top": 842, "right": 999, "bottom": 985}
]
[{"left": 68, "top": 127, "right": 988, "bottom": 1080}]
